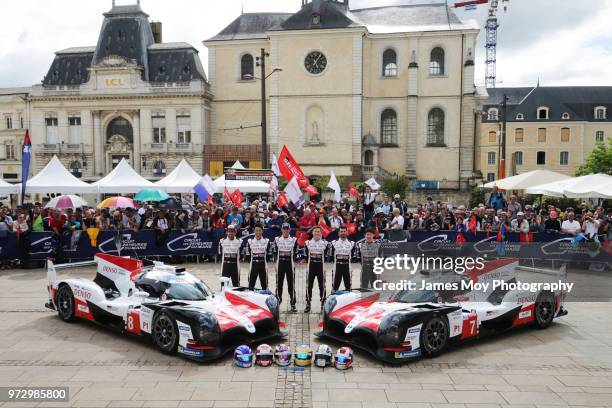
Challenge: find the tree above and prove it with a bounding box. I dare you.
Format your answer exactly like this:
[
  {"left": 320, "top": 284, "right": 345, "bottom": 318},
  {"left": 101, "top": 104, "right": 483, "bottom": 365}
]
[
  {"left": 382, "top": 176, "right": 408, "bottom": 199},
  {"left": 576, "top": 140, "right": 612, "bottom": 176}
]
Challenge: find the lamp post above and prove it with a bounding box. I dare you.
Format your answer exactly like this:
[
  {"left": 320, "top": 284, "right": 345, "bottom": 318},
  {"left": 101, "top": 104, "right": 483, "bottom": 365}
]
[
  {"left": 245, "top": 49, "right": 282, "bottom": 170},
  {"left": 498, "top": 93, "right": 509, "bottom": 180}
]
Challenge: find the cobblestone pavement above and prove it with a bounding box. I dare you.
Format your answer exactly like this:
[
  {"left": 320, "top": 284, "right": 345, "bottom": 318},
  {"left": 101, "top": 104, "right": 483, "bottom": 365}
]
[{"left": 0, "top": 262, "right": 611, "bottom": 407}]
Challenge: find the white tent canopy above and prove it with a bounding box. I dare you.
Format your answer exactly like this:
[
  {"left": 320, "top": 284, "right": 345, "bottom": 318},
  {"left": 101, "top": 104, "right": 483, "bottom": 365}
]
[
  {"left": 484, "top": 170, "right": 571, "bottom": 190},
  {"left": 213, "top": 176, "right": 270, "bottom": 194},
  {"left": 18, "top": 155, "right": 97, "bottom": 194},
  {"left": 0, "top": 179, "right": 18, "bottom": 195},
  {"left": 231, "top": 160, "right": 246, "bottom": 170},
  {"left": 565, "top": 174, "right": 612, "bottom": 198},
  {"left": 526, "top": 173, "right": 612, "bottom": 198},
  {"left": 155, "top": 159, "right": 201, "bottom": 193},
  {"left": 93, "top": 159, "right": 155, "bottom": 194}
]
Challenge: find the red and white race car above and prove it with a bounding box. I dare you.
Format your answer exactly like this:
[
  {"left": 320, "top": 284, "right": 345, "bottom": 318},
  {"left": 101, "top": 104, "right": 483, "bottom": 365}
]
[
  {"left": 317, "top": 258, "right": 568, "bottom": 363},
  {"left": 46, "top": 254, "right": 283, "bottom": 361}
]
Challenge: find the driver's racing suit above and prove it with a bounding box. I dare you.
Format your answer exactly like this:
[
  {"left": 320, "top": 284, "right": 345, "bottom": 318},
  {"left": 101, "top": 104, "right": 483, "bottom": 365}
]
[
  {"left": 274, "top": 235, "right": 297, "bottom": 307},
  {"left": 247, "top": 237, "right": 271, "bottom": 290},
  {"left": 219, "top": 237, "right": 243, "bottom": 286}
]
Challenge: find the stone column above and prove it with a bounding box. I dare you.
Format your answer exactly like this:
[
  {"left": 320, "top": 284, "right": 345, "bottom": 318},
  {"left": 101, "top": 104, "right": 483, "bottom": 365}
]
[
  {"left": 133, "top": 110, "right": 141, "bottom": 172},
  {"left": 93, "top": 110, "right": 105, "bottom": 177}
]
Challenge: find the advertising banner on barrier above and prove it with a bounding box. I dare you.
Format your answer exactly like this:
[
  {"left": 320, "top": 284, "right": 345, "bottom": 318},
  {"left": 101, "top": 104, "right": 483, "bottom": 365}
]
[{"left": 0, "top": 229, "right": 608, "bottom": 262}]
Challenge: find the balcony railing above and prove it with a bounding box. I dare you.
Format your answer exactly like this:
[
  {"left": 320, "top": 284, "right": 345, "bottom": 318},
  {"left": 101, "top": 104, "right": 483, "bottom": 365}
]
[
  {"left": 38, "top": 143, "right": 60, "bottom": 154},
  {"left": 60, "top": 143, "right": 92, "bottom": 154}
]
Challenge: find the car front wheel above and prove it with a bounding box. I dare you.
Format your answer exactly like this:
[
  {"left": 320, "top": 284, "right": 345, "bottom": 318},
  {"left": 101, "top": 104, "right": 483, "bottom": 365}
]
[
  {"left": 56, "top": 285, "right": 75, "bottom": 322},
  {"left": 534, "top": 292, "right": 556, "bottom": 329},
  {"left": 420, "top": 316, "right": 449, "bottom": 357},
  {"left": 152, "top": 311, "right": 178, "bottom": 354}
]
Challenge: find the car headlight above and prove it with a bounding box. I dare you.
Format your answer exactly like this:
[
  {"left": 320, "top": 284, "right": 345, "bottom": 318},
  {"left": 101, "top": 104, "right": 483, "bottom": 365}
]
[
  {"left": 378, "top": 313, "right": 401, "bottom": 346},
  {"left": 265, "top": 295, "right": 279, "bottom": 322},
  {"left": 323, "top": 296, "right": 337, "bottom": 321},
  {"left": 198, "top": 312, "right": 220, "bottom": 344}
]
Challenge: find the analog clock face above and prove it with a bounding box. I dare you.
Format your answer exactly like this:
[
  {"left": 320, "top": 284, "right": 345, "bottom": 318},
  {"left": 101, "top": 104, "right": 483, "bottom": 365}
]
[{"left": 304, "top": 51, "right": 327, "bottom": 74}]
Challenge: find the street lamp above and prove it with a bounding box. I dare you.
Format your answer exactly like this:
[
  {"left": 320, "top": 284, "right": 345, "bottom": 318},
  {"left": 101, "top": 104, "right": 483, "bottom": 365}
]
[{"left": 247, "top": 48, "right": 283, "bottom": 170}]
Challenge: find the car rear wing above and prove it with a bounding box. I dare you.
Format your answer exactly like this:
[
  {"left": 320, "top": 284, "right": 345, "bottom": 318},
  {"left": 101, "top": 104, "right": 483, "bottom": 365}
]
[{"left": 47, "top": 258, "right": 97, "bottom": 283}]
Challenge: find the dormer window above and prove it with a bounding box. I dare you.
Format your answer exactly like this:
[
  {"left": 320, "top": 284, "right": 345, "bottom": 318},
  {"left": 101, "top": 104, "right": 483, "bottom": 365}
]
[
  {"left": 516, "top": 113, "right": 524, "bottom": 120},
  {"left": 595, "top": 106, "right": 607, "bottom": 120},
  {"left": 487, "top": 108, "right": 498, "bottom": 121},
  {"left": 561, "top": 112, "right": 570, "bottom": 120},
  {"left": 311, "top": 13, "right": 321, "bottom": 25},
  {"left": 537, "top": 107, "right": 549, "bottom": 120}
]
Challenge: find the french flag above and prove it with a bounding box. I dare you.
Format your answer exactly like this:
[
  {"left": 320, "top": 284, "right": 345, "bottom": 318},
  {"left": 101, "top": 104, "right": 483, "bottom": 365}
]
[{"left": 193, "top": 174, "right": 216, "bottom": 203}]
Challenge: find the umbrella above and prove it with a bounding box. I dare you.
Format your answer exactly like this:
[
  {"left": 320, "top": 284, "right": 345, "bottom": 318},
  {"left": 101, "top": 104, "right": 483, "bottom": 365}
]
[
  {"left": 45, "top": 195, "right": 88, "bottom": 210},
  {"left": 97, "top": 196, "right": 136, "bottom": 209},
  {"left": 134, "top": 188, "right": 170, "bottom": 202},
  {"left": 484, "top": 170, "right": 570, "bottom": 190}
]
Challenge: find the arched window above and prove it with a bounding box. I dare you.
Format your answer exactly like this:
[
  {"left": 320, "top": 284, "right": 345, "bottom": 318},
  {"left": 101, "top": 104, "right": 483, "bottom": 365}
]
[
  {"left": 153, "top": 160, "right": 166, "bottom": 176},
  {"left": 561, "top": 112, "right": 570, "bottom": 120},
  {"left": 382, "top": 49, "right": 397, "bottom": 77},
  {"left": 364, "top": 150, "right": 374, "bottom": 166},
  {"left": 427, "top": 108, "right": 445, "bottom": 146},
  {"left": 380, "top": 109, "right": 398, "bottom": 145},
  {"left": 241, "top": 54, "right": 254, "bottom": 80},
  {"left": 429, "top": 47, "right": 445, "bottom": 75},
  {"left": 537, "top": 107, "right": 549, "bottom": 120},
  {"left": 595, "top": 106, "right": 607, "bottom": 120},
  {"left": 70, "top": 161, "right": 82, "bottom": 178},
  {"left": 516, "top": 113, "right": 524, "bottom": 120},
  {"left": 106, "top": 117, "right": 133, "bottom": 144},
  {"left": 487, "top": 108, "right": 498, "bottom": 121}
]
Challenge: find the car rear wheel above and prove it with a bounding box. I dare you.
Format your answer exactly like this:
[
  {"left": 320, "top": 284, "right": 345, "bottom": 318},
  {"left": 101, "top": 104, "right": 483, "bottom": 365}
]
[
  {"left": 534, "top": 291, "right": 555, "bottom": 329},
  {"left": 152, "top": 312, "right": 178, "bottom": 354},
  {"left": 56, "top": 285, "right": 75, "bottom": 322},
  {"left": 420, "top": 316, "right": 449, "bottom": 357}
]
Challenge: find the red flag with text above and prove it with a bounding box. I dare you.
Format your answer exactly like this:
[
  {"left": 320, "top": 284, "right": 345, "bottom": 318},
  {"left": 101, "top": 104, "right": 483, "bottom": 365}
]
[
  {"left": 305, "top": 184, "right": 318, "bottom": 196},
  {"left": 231, "top": 189, "right": 244, "bottom": 206},
  {"left": 224, "top": 187, "right": 232, "bottom": 203},
  {"left": 278, "top": 145, "right": 309, "bottom": 187},
  {"left": 318, "top": 221, "right": 333, "bottom": 238},
  {"left": 277, "top": 192, "right": 289, "bottom": 208}
]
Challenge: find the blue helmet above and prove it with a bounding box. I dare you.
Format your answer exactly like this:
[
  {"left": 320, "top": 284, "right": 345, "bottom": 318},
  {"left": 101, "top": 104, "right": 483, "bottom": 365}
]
[{"left": 234, "top": 345, "right": 253, "bottom": 368}]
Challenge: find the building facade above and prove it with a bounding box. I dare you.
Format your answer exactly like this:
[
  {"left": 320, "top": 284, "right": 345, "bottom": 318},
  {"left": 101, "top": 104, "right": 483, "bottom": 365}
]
[
  {"left": 0, "top": 88, "right": 29, "bottom": 182},
  {"left": 205, "top": 0, "right": 486, "bottom": 189},
  {"left": 479, "top": 86, "right": 612, "bottom": 182},
  {"left": 0, "top": 2, "right": 211, "bottom": 182}
]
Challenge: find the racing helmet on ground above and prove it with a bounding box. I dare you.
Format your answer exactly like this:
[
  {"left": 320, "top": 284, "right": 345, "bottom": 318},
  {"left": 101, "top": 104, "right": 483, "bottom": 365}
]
[
  {"left": 294, "top": 344, "right": 313, "bottom": 367},
  {"left": 314, "top": 344, "right": 333, "bottom": 367},
  {"left": 234, "top": 345, "right": 253, "bottom": 368},
  {"left": 334, "top": 347, "right": 353, "bottom": 370},
  {"left": 255, "top": 344, "right": 274, "bottom": 367},
  {"left": 274, "top": 344, "right": 292, "bottom": 366}
]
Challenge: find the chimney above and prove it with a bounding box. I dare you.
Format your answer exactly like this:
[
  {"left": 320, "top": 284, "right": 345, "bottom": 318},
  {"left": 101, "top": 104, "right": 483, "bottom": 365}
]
[{"left": 150, "top": 21, "right": 162, "bottom": 44}]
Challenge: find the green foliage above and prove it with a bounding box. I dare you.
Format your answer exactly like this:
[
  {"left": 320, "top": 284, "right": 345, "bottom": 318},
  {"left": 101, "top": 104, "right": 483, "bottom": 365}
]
[
  {"left": 382, "top": 176, "right": 408, "bottom": 199},
  {"left": 469, "top": 183, "right": 485, "bottom": 208},
  {"left": 576, "top": 140, "right": 612, "bottom": 176}
]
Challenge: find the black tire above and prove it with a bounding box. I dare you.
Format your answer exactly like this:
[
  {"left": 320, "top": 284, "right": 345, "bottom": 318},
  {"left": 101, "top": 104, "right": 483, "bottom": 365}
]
[
  {"left": 152, "top": 311, "right": 178, "bottom": 354},
  {"left": 420, "top": 315, "right": 449, "bottom": 357},
  {"left": 56, "top": 285, "right": 75, "bottom": 322},
  {"left": 534, "top": 291, "right": 556, "bottom": 329}
]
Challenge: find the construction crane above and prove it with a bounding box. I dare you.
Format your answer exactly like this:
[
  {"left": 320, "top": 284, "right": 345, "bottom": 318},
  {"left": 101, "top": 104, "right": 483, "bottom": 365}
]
[{"left": 454, "top": 0, "right": 510, "bottom": 88}]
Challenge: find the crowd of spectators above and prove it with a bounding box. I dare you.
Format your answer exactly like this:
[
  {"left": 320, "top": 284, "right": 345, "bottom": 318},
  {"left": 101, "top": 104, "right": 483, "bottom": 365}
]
[{"left": 1, "top": 185, "right": 610, "bottom": 255}]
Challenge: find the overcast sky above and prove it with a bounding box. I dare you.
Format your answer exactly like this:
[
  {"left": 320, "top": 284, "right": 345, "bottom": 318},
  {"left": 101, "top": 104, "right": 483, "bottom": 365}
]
[{"left": 1, "top": 0, "right": 611, "bottom": 88}]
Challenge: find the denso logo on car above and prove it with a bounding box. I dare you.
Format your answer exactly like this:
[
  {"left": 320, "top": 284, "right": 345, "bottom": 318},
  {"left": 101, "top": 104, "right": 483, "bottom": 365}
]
[{"left": 74, "top": 288, "right": 92, "bottom": 300}]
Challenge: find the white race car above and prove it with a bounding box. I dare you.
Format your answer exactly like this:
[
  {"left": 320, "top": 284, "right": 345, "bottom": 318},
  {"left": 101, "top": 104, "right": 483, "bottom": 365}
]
[{"left": 46, "top": 253, "right": 283, "bottom": 361}]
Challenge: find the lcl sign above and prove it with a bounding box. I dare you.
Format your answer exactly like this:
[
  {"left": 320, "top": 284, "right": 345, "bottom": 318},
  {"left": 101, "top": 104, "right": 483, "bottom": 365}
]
[{"left": 105, "top": 78, "right": 125, "bottom": 86}]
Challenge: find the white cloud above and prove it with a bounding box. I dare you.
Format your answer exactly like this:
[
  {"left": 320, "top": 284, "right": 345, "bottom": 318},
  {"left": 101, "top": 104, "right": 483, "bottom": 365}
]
[{"left": 0, "top": 0, "right": 609, "bottom": 88}]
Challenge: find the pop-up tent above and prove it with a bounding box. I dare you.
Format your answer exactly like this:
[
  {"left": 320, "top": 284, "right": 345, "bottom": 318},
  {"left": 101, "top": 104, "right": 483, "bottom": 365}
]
[
  {"left": 484, "top": 170, "right": 570, "bottom": 190},
  {"left": 0, "top": 179, "right": 18, "bottom": 195},
  {"left": 93, "top": 159, "right": 155, "bottom": 194},
  {"left": 155, "top": 159, "right": 201, "bottom": 193},
  {"left": 18, "top": 155, "right": 97, "bottom": 194},
  {"left": 527, "top": 173, "right": 612, "bottom": 199},
  {"left": 213, "top": 161, "right": 270, "bottom": 193}
]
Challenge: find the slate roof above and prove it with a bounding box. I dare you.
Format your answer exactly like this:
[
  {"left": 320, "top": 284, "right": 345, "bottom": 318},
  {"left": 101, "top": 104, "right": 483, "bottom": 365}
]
[
  {"left": 207, "top": 0, "right": 473, "bottom": 42},
  {"left": 205, "top": 13, "right": 293, "bottom": 42},
  {"left": 483, "top": 86, "right": 612, "bottom": 123},
  {"left": 42, "top": 3, "right": 205, "bottom": 86}
]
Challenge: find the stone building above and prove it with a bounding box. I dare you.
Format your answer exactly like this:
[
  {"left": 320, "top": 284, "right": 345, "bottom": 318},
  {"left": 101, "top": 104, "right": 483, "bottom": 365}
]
[
  {"left": 479, "top": 86, "right": 612, "bottom": 182},
  {"left": 18, "top": 2, "right": 211, "bottom": 181},
  {"left": 204, "top": 0, "right": 486, "bottom": 189}
]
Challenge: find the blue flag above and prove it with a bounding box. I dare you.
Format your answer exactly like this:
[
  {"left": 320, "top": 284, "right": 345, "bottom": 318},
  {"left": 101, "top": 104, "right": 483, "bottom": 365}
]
[
  {"left": 20, "top": 130, "right": 31, "bottom": 205},
  {"left": 193, "top": 174, "right": 216, "bottom": 202}
]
